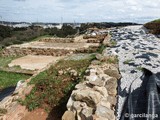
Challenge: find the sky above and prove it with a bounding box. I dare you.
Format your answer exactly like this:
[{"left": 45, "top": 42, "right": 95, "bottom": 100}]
[{"left": 0, "top": 0, "right": 160, "bottom": 23}]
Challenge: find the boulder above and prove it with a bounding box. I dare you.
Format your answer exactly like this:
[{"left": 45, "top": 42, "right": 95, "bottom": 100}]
[
  {"left": 104, "top": 67, "right": 121, "bottom": 79},
  {"left": 105, "top": 77, "right": 117, "bottom": 96},
  {"left": 73, "top": 89, "right": 102, "bottom": 108},
  {"left": 96, "top": 54, "right": 104, "bottom": 61},
  {"left": 107, "top": 96, "right": 117, "bottom": 106},
  {"left": 75, "top": 83, "right": 88, "bottom": 90},
  {"left": 85, "top": 75, "right": 98, "bottom": 82},
  {"left": 80, "top": 107, "right": 93, "bottom": 120},
  {"left": 62, "top": 111, "right": 75, "bottom": 120},
  {"left": 93, "top": 86, "right": 108, "bottom": 97},
  {"left": 89, "top": 79, "right": 105, "bottom": 87},
  {"left": 95, "top": 104, "right": 115, "bottom": 120},
  {"left": 92, "top": 115, "right": 109, "bottom": 120}
]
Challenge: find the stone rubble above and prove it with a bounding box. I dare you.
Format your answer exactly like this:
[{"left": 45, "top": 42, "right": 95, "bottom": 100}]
[{"left": 62, "top": 55, "right": 121, "bottom": 120}]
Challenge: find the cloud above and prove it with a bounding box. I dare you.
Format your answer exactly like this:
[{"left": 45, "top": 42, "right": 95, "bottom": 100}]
[{"left": 0, "top": 0, "right": 160, "bottom": 23}]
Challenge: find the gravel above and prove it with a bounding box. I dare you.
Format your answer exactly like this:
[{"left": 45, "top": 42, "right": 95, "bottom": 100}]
[{"left": 103, "top": 25, "right": 160, "bottom": 119}]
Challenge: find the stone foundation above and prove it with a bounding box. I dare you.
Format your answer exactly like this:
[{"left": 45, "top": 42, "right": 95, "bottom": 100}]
[
  {"left": 62, "top": 54, "right": 121, "bottom": 120},
  {"left": 39, "top": 38, "right": 74, "bottom": 43},
  {"left": 0, "top": 42, "right": 100, "bottom": 57}
]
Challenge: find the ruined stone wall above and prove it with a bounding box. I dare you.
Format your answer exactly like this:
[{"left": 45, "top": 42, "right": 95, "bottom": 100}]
[
  {"left": 39, "top": 38, "right": 75, "bottom": 43},
  {"left": 0, "top": 45, "right": 100, "bottom": 57},
  {"left": 62, "top": 54, "right": 121, "bottom": 120}
]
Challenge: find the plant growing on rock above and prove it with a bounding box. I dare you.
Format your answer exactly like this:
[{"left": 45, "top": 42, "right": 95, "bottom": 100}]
[
  {"left": 123, "top": 59, "right": 134, "bottom": 64},
  {"left": 110, "top": 40, "right": 117, "bottom": 47}
]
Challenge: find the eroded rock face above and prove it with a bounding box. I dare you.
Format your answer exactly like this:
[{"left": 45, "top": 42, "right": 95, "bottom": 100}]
[{"left": 63, "top": 55, "right": 120, "bottom": 120}]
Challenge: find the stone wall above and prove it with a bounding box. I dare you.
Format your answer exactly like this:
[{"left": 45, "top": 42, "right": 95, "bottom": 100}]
[
  {"left": 0, "top": 43, "right": 100, "bottom": 57},
  {"left": 39, "top": 38, "right": 74, "bottom": 43},
  {"left": 62, "top": 54, "right": 121, "bottom": 120}
]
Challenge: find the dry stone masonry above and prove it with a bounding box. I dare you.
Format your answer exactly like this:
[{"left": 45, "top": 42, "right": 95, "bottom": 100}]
[{"left": 62, "top": 54, "right": 121, "bottom": 120}]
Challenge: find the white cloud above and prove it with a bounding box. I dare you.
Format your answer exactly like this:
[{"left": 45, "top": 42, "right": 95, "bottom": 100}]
[{"left": 0, "top": 0, "right": 160, "bottom": 23}]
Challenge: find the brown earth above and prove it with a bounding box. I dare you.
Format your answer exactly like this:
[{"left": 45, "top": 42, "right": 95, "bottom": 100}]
[{"left": 21, "top": 108, "right": 48, "bottom": 120}]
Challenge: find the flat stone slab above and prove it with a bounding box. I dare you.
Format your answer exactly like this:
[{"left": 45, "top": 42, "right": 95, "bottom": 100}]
[{"left": 8, "top": 55, "right": 62, "bottom": 71}]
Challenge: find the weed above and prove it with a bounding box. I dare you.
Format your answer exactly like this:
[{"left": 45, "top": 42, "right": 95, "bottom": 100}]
[
  {"left": 0, "top": 71, "right": 30, "bottom": 90},
  {"left": 106, "top": 56, "right": 118, "bottom": 64},
  {"left": 110, "top": 40, "right": 117, "bottom": 47},
  {"left": 123, "top": 59, "right": 134, "bottom": 64},
  {"left": 136, "top": 66, "right": 143, "bottom": 71},
  {"left": 97, "top": 44, "right": 106, "bottom": 54}
]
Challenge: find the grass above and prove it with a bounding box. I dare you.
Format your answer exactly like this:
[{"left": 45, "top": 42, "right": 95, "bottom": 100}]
[
  {"left": 110, "top": 40, "right": 117, "bottom": 47},
  {"left": 0, "top": 71, "right": 31, "bottom": 90},
  {"left": 136, "top": 66, "right": 143, "bottom": 71},
  {"left": 105, "top": 56, "right": 119, "bottom": 64},
  {"left": 97, "top": 44, "right": 107, "bottom": 54},
  {"left": 0, "top": 56, "right": 34, "bottom": 74},
  {"left": 0, "top": 56, "right": 18, "bottom": 68},
  {"left": 123, "top": 59, "right": 134, "bottom": 64},
  {"left": 20, "top": 57, "right": 94, "bottom": 112},
  {"left": 32, "top": 35, "right": 54, "bottom": 41}
]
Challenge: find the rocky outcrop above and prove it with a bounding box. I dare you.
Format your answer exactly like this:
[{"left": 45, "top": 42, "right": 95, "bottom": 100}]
[{"left": 62, "top": 55, "right": 121, "bottom": 120}]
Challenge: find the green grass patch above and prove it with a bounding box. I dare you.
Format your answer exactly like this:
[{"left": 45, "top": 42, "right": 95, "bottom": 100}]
[
  {"left": 0, "top": 71, "right": 30, "bottom": 90},
  {"left": 105, "top": 56, "right": 118, "bottom": 64},
  {"left": 0, "top": 56, "right": 18, "bottom": 68},
  {"left": 32, "top": 35, "right": 54, "bottom": 41},
  {"left": 97, "top": 44, "right": 107, "bottom": 54},
  {"left": 21, "top": 57, "right": 93, "bottom": 111},
  {"left": 123, "top": 59, "right": 134, "bottom": 64},
  {"left": 110, "top": 40, "right": 117, "bottom": 47},
  {"left": 136, "top": 66, "right": 143, "bottom": 71}
]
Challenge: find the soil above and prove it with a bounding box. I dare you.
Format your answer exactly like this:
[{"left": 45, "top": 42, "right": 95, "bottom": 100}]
[{"left": 21, "top": 108, "right": 48, "bottom": 120}]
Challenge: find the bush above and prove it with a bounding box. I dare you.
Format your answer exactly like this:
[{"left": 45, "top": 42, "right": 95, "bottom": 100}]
[
  {"left": 0, "top": 25, "right": 12, "bottom": 38},
  {"left": 144, "top": 19, "right": 160, "bottom": 35}
]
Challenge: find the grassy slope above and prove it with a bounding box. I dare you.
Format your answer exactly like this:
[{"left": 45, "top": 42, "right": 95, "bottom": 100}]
[
  {"left": 0, "top": 71, "right": 30, "bottom": 90},
  {"left": 0, "top": 57, "right": 31, "bottom": 90},
  {"left": 144, "top": 19, "right": 160, "bottom": 35},
  {"left": 20, "top": 56, "right": 95, "bottom": 113}
]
